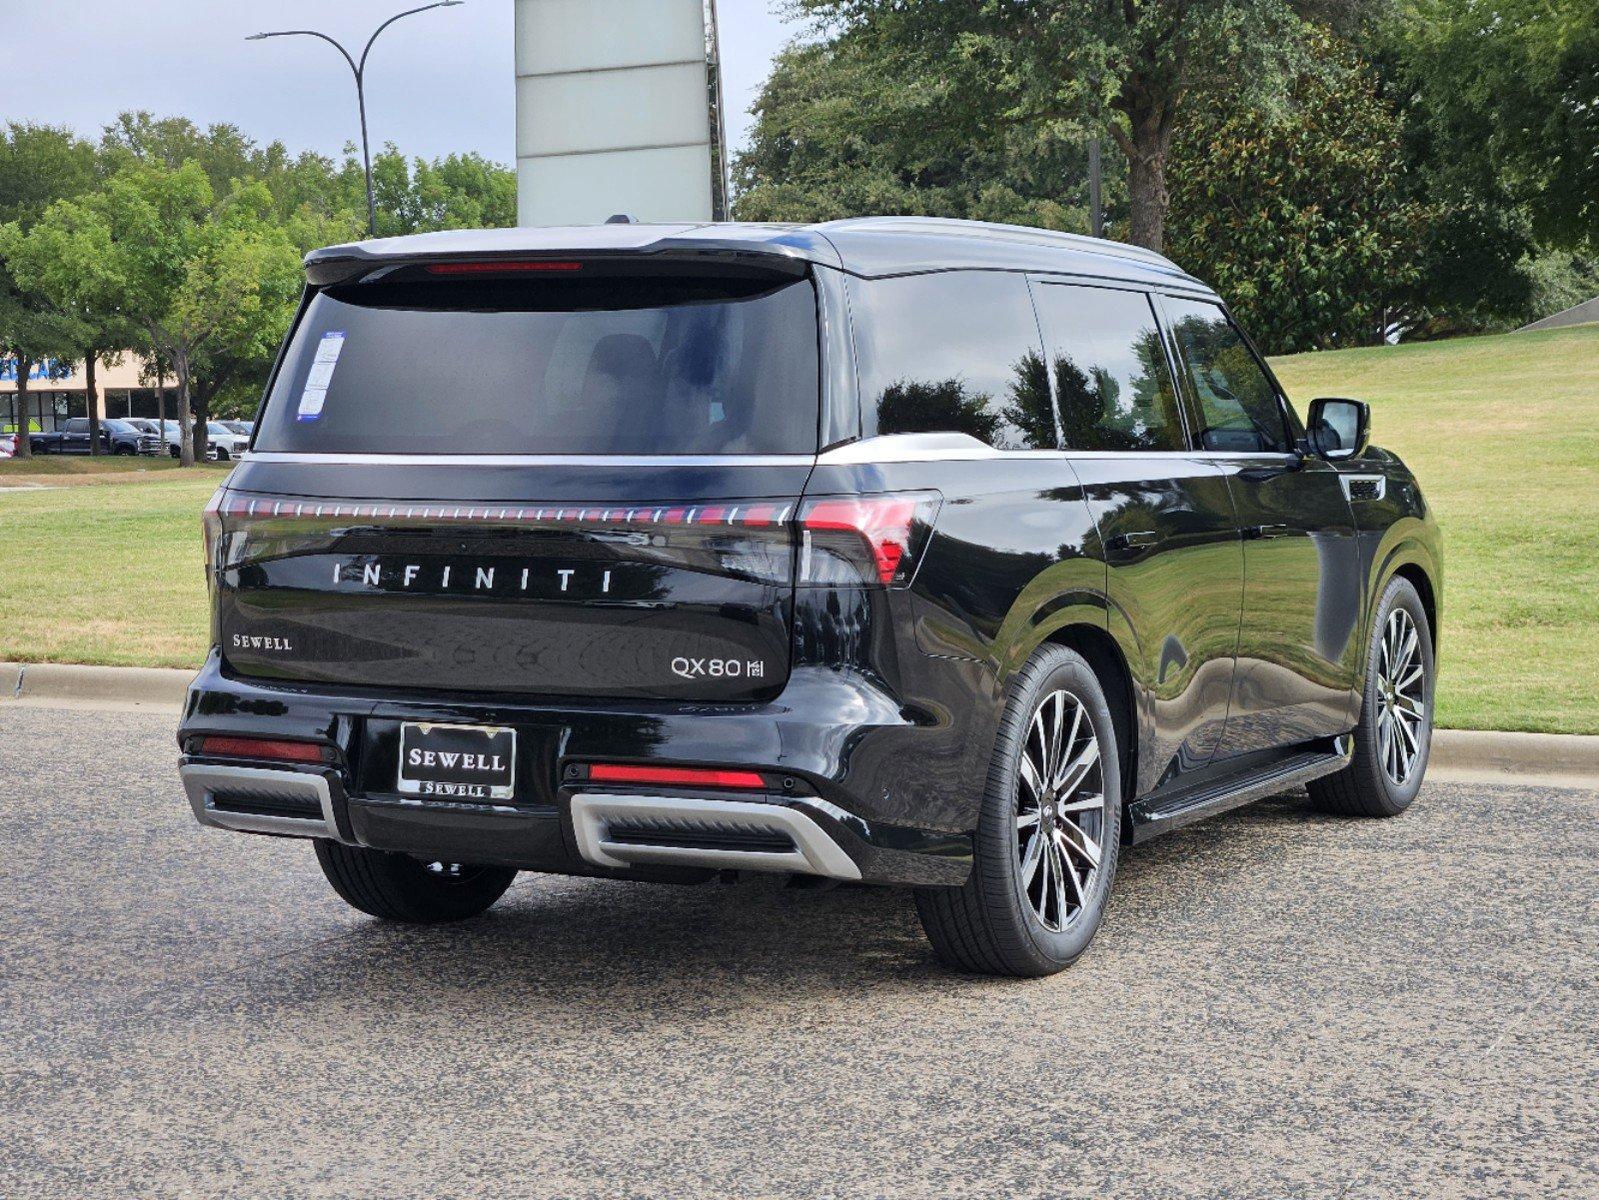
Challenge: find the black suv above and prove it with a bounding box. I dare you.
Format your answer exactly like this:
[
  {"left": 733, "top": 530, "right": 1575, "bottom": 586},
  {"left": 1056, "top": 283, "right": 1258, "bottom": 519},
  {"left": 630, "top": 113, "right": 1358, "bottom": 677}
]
[
  {"left": 179, "top": 219, "right": 1441, "bottom": 976},
  {"left": 29, "top": 417, "right": 159, "bottom": 455}
]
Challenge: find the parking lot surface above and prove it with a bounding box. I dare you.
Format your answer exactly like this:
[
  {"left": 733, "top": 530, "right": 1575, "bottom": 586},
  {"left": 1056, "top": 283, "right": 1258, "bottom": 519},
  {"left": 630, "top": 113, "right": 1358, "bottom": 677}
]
[{"left": 2, "top": 702, "right": 1595, "bottom": 1199}]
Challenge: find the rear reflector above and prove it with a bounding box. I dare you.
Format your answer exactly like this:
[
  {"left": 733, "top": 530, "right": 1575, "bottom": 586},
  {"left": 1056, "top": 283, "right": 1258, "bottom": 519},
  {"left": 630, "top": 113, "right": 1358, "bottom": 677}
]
[
  {"left": 198, "top": 736, "right": 326, "bottom": 764},
  {"left": 424, "top": 260, "right": 584, "bottom": 274},
  {"left": 586, "top": 764, "right": 767, "bottom": 790}
]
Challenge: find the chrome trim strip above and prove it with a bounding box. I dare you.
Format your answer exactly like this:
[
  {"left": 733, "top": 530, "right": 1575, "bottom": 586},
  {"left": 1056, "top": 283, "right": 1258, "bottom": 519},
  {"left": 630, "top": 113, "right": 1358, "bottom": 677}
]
[
  {"left": 181, "top": 763, "right": 339, "bottom": 840},
  {"left": 239, "top": 451, "right": 815, "bottom": 468},
  {"left": 569, "top": 793, "right": 863, "bottom": 880}
]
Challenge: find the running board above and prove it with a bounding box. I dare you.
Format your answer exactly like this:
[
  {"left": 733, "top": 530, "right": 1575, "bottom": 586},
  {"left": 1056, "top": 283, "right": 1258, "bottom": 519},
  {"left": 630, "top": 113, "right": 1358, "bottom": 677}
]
[{"left": 1128, "top": 738, "right": 1352, "bottom": 844}]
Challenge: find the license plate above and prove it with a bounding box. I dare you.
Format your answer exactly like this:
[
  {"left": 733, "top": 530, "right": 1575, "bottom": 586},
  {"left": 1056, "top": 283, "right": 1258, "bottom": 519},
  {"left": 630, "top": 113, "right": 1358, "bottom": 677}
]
[{"left": 397, "top": 722, "right": 517, "bottom": 800}]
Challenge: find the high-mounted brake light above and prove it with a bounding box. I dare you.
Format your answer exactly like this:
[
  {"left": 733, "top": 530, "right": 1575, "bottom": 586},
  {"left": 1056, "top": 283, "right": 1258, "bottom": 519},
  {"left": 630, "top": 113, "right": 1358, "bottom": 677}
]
[
  {"left": 586, "top": 764, "right": 767, "bottom": 790},
  {"left": 798, "top": 492, "right": 942, "bottom": 587},
  {"left": 197, "top": 736, "right": 326, "bottom": 764},
  {"left": 424, "top": 260, "right": 584, "bottom": 275}
]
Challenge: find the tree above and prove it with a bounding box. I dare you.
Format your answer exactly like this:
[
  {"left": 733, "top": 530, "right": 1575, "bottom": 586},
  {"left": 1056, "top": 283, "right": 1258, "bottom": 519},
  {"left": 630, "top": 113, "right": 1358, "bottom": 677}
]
[
  {"left": 1386, "top": 0, "right": 1598, "bottom": 253},
  {"left": 365, "top": 145, "right": 517, "bottom": 235},
  {"left": 22, "top": 162, "right": 301, "bottom": 465},
  {"left": 735, "top": 39, "right": 1107, "bottom": 230},
  {"left": 785, "top": 0, "right": 1333, "bottom": 251},
  {"left": 0, "top": 123, "right": 96, "bottom": 458},
  {"left": 1, "top": 185, "right": 140, "bottom": 451},
  {"left": 1165, "top": 28, "right": 1427, "bottom": 352}
]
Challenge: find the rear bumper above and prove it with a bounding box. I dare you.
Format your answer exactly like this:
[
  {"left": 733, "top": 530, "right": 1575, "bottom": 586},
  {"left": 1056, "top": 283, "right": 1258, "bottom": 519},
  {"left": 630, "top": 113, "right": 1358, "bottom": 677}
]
[{"left": 176, "top": 653, "right": 976, "bottom": 887}]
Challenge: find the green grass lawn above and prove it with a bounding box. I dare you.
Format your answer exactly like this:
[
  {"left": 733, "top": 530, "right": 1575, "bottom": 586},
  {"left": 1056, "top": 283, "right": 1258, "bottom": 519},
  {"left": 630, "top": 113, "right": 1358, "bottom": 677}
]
[
  {"left": 1270, "top": 323, "right": 1599, "bottom": 734},
  {"left": 0, "top": 468, "right": 224, "bottom": 668},
  {"left": 1, "top": 323, "right": 1594, "bottom": 731}
]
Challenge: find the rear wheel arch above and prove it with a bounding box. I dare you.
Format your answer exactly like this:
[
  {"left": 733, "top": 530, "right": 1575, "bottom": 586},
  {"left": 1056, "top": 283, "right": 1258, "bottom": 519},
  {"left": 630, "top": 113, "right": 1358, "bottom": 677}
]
[{"left": 1042, "top": 623, "right": 1138, "bottom": 820}]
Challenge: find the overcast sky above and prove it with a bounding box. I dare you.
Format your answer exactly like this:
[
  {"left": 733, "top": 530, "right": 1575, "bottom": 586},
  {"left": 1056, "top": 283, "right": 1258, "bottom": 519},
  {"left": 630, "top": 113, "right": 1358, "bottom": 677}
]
[{"left": 0, "top": 1, "right": 804, "bottom": 166}]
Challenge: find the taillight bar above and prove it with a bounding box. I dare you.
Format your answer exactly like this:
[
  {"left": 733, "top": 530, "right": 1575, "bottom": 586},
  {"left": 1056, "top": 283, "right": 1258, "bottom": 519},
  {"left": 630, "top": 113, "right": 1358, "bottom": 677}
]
[
  {"left": 216, "top": 493, "right": 794, "bottom": 529},
  {"left": 196, "top": 736, "right": 327, "bottom": 764},
  {"left": 797, "top": 491, "right": 942, "bottom": 588},
  {"left": 584, "top": 763, "right": 767, "bottom": 790}
]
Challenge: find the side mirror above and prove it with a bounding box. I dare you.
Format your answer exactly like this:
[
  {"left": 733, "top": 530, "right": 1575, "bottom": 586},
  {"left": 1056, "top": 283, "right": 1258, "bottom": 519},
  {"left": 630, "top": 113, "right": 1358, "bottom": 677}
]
[{"left": 1306, "top": 397, "right": 1370, "bottom": 461}]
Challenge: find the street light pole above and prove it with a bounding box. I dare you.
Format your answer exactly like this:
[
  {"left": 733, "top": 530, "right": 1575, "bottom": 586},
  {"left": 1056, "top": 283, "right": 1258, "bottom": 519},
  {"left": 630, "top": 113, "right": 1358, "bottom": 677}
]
[{"left": 248, "top": 2, "right": 464, "bottom": 237}]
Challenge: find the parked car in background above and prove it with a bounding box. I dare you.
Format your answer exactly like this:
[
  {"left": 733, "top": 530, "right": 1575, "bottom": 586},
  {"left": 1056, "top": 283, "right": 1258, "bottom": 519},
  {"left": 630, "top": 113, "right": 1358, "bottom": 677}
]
[
  {"left": 157, "top": 420, "right": 245, "bottom": 461},
  {"left": 179, "top": 219, "right": 1442, "bottom": 978},
  {"left": 104, "top": 419, "right": 164, "bottom": 455},
  {"left": 204, "top": 422, "right": 249, "bottom": 460},
  {"left": 220, "top": 420, "right": 254, "bottom": 438},
  {"left": 0, "top": 432, "right": 16, "bottom": 459},
  {"left": 27, "top": 417, "right": 158, "bottom": 455}
]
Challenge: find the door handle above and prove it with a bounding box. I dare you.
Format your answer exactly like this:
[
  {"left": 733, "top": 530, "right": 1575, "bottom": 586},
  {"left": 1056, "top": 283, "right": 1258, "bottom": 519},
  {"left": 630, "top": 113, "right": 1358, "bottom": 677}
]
[
  {"left": 1106, "top": 529, "right": 1160, "bottom": 553},
  {"left": 1245, "top": 523, "right": 1292, "bottom": 540}
]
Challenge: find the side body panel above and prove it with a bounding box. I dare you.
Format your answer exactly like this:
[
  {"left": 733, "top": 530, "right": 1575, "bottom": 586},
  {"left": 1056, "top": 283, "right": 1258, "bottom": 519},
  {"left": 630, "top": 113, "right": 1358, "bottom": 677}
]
[
  {"left": 1209, "top": 454, "right": 1363, "bottom": 756},
  {"left": 1066, "top": 456, "right": 1243, "bottom": 794}
]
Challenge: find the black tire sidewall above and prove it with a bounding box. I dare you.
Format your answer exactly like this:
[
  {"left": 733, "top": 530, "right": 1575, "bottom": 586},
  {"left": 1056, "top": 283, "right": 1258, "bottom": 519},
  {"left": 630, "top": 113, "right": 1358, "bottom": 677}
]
[
  {"left": 981, "top": 648, "right": 1122, "bottom": 971},
  {"left": 1354, "top": 578, "right": 1435, "bottom": 813}
]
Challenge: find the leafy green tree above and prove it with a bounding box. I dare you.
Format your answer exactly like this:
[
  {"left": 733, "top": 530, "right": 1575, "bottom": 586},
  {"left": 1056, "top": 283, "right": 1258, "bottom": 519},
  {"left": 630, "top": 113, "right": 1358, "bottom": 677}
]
[
  {"left": 1, "top": 185, "right": 143, "bottom": 453},
  {"left": 366, "top": 145, "right": 517, "bottom": 235},
  {"left": 784, "top": 0, "right": 1337, "bottom": 251},
  {"left": 1166, "top": 28, "right": 1426, "bottom": 351},
  {"left": 23, "top": 163, "right": 301, "bottom": 464},
  {"left": 0, "top": 123, "right": 96, "bottom": 457},
  {"left": 735, "top": 39, "right": 1106, "bottom": 230},
  {"left": 1386, "top": 0, "right": 1598, "bottom": 253}
]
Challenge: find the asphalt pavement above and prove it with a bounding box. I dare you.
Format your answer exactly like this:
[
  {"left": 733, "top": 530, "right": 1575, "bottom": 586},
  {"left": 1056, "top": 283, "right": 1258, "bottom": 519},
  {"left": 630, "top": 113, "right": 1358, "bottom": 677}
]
[{"left": 2, "top": 701, "right": 1595, "bottom": 1200}]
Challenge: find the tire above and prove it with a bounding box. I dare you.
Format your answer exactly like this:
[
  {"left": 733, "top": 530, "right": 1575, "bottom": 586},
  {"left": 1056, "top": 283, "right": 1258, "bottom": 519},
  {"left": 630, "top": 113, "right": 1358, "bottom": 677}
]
[
  {"left": 313, "top": 840, "right": 517, "bottom": 922},
  {"left": 915, "top": 645, "right": 1123, "bottom": 977},
  {"left": 1309, "top": 575, "right": 1435, "bottom": 817},
  {"left": 214, "top": 447, "right": 230, "bottom": 461}
]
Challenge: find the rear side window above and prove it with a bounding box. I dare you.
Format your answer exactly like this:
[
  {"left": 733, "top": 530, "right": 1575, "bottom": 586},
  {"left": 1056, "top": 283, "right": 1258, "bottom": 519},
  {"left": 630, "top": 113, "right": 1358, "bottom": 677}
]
[
  {"left": 1031, "top": 283, "right": 1185, "bottom": 452},
  {"left": 255, "top": 274, "right": 820, "bottom": 455},
  {"left": 848, "top": 271, "right": 1055, "bottom": 450},
  {"left": 1163, "top": 297, "right": 1291, "bottom": 453}
]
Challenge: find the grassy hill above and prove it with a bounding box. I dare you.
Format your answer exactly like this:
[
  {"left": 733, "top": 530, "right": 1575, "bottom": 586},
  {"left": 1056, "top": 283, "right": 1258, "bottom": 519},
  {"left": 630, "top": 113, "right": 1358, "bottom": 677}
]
[
  {"left": 2, "top": 324, "right": 1594, "bottom": 733},
  {"left": 1271, "top": 322, "right": 1599, "bottom": 733}
]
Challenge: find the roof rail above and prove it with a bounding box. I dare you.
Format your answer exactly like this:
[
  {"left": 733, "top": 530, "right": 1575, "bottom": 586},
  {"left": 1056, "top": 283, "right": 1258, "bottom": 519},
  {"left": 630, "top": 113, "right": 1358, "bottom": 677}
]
[{"left": 813, "top": 216, "right": 1181, "bottom": 273}]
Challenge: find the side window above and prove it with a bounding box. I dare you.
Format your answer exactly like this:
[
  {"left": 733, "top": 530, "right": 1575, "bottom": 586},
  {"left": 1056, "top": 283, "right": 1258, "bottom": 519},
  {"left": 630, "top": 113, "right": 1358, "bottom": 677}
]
[
  {"left": 1031, "top": 283, "right": 1185, "bottom": 452},
  {"left": 849, "top": 271, "right": 1055, "bottom": 450},
  {"left": 1163, "top": 297, "right": 1291, "bottom": 453}
]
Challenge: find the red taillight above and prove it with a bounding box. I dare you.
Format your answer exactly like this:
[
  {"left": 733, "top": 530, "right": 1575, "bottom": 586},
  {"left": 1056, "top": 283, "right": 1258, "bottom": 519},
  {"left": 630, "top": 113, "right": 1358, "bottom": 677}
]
[
  {"left": 198, "top": 736, "right": 326, "bottom": 764},
  {"left": 585, "top": 763, "right": 766, "bottom": 790},
  {"left": 202, "top": 487, "right": 225, "bottom": 590},
  {"left": 424, "top": 260, "right": 584, "bottom": 275},
  {"left": 798, "top": 491, "right": 941, "bottom": 587}
]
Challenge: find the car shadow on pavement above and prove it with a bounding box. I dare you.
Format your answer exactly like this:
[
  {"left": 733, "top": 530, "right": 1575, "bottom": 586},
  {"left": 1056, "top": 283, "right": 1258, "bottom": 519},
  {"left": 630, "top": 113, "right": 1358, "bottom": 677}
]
[{"left": 225, "top": 788, "right": 1336, "bottom": 1015}]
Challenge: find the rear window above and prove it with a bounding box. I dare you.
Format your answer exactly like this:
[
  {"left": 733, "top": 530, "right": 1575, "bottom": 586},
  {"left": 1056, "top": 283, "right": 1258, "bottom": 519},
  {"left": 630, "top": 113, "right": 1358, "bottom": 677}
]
[{"left": 256, "top": 273, "right": 820, "bottom": 455}]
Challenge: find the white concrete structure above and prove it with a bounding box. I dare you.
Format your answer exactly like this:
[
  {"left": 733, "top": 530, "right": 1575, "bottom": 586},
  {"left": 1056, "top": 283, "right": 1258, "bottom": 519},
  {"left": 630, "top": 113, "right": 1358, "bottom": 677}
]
[{"left": 514, "top": 0, "right": 727, "bottom": 226}]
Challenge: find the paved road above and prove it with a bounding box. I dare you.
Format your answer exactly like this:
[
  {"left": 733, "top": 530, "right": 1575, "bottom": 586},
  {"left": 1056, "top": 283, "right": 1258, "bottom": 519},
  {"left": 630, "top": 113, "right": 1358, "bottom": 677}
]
[{"left": 2, "top": 703, "right": 1595, "bottom": 1200}]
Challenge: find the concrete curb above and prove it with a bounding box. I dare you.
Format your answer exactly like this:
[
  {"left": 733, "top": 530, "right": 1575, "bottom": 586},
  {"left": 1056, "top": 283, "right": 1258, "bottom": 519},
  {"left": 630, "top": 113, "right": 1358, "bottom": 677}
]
[
  {"left": 3, "top": 661, "right": 192, "bottom": 710},
  {"left": 2, "top": 661, "right": 1596, "bottom": 784},
  {"left": 1429, "top": 728, "right": 1599, "bottom": 780}
]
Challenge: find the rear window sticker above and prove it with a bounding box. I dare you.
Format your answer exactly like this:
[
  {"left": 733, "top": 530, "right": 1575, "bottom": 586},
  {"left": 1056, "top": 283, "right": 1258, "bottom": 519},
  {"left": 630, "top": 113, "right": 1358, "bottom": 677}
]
[{"left": 298, "top": 331, "right": 345, "bottom": 421}]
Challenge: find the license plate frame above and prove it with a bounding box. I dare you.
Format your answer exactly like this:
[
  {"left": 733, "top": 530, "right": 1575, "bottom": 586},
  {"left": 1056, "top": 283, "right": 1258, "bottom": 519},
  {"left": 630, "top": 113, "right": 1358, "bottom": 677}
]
[{"left": 396, "top": 722, "right": 517, "bottom": 801}]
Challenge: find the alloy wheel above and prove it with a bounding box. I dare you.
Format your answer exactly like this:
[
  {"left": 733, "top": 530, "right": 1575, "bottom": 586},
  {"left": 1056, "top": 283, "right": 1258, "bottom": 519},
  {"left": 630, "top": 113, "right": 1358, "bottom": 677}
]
[
  {"left": 1015, "top": 690, "right": 1106, "bottom": 932},
  {"left": 1375, "top": 608, "right": 1427, "bottom": 787}
]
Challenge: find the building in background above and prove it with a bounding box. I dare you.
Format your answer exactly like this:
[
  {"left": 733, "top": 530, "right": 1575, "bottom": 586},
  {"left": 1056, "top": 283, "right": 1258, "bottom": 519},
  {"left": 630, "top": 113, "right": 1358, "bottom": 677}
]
[
  {"left": 514, "top": 0, "right": 729, "bottom": 225},
  {"left": 0, "top": 354, "right": 176, "bottom": 433}
]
